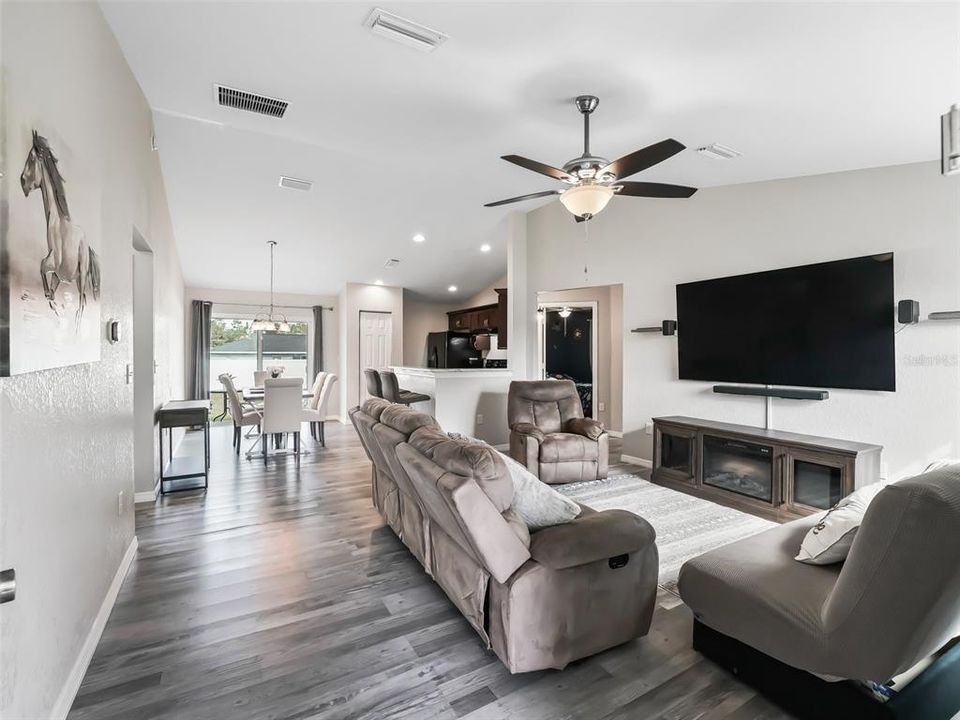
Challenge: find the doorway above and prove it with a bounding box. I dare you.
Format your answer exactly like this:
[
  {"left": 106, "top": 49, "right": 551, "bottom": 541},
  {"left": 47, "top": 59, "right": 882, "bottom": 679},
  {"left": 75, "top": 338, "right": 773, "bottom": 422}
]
[
  {"left": 538, "top": 302, "right": 598, "bottom": 419},
  {"left": 359, "top": 311, "right": 392, "bottom": 401},
  {"left": 132, "top": 231, "right": 155, "bottom": 501}
]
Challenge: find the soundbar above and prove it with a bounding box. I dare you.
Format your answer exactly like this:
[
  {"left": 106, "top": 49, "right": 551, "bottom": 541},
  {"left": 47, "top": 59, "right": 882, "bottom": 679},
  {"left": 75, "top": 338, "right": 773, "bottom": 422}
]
[{"left": 713, "top": 385, "right": 830, "bottom": 401}]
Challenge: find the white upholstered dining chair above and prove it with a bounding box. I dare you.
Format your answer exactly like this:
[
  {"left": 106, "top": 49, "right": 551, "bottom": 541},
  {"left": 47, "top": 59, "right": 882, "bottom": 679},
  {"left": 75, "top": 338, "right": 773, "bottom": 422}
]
[
  {"left": 302, "top": 373, "right": 337, "bottom": 446},
  {"left": 258, "top": 377, "right": 304, "bottom": 465},
  {"left": 219, "top": 374, "right": 261, "bottom": 455}
]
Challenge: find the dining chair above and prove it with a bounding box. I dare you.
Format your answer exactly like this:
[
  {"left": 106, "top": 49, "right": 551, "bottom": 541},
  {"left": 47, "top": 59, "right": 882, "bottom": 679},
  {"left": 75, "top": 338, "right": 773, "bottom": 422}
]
[
  {"left": 306, "top": 371, "right": 328, "bottom": 410},
  {"left": 302, "top": 373, "right": 338, "bottom": 446},
  {"left": 219, "top": 374, "right": 261, "bottom": 455},
  {"left": 261, "top": 377, "right": 304, "bottom": 466}
]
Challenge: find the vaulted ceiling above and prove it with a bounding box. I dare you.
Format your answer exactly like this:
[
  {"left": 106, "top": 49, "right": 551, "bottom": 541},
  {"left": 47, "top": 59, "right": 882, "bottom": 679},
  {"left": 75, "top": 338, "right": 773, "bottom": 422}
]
[{"left": 100, "top": 1, "right": 959, "bottom": 299}]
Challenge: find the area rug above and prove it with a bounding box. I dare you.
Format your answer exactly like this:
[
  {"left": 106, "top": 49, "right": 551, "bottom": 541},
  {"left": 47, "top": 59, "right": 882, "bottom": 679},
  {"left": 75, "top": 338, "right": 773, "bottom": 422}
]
[{"left": 559, "top": 474, "right": 776, "bottom": 597}]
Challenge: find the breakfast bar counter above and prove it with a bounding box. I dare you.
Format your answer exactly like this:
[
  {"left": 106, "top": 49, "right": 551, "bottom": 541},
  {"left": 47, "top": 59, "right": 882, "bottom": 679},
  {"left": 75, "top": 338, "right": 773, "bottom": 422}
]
[{"left": 390, "top": 367, "right": 513, "bottom": 446}]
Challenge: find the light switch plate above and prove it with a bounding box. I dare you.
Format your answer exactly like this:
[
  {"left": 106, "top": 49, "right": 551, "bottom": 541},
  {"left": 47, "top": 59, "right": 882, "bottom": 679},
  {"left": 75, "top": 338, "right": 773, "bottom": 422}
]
[
  {"left": 644, "top": 422, "right": 654, "bottom": 435},
  {"left": 476, "top": 414, "right": 484, "bottom": 425},
  {"left": 598, "top": 401, "right": 606, "bottom": 412}
]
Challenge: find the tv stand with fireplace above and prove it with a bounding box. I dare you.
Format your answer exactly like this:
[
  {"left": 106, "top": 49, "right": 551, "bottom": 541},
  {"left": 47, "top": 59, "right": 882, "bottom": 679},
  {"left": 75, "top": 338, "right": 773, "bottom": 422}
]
[{"left": 652, "top": 416, "right": 882, "bottom": 520}]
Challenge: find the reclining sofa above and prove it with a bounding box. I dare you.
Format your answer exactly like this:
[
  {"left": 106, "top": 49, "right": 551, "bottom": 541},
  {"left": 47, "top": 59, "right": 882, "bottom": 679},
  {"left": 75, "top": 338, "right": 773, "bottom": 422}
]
[{"left": 350, "top": 398, "right": 658, "bottom": 673}]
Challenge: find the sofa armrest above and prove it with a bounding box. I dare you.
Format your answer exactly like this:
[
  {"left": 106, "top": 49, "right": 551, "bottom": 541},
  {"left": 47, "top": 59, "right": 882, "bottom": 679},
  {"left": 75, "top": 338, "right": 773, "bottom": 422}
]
[
  {"left": 529, "top": 509, "right": 656, "bottom": 570},
  {"left": 511, "top": 422, "right": 545, "bottom": 442},
  {"left": 564, "top": 417, "right": 605, "bottom": 440}
]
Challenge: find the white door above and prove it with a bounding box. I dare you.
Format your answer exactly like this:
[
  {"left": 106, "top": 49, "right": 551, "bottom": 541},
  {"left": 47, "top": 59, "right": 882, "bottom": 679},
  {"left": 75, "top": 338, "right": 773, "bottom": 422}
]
[{"left": 359, "top": 311, "right": 392, "bottom": 401}]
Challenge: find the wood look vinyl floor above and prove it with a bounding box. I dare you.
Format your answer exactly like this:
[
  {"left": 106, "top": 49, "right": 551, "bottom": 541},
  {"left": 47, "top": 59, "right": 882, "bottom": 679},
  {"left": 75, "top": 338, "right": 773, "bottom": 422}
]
[{"left": 68, "top": 423, "right": 794, "bottom": 720}]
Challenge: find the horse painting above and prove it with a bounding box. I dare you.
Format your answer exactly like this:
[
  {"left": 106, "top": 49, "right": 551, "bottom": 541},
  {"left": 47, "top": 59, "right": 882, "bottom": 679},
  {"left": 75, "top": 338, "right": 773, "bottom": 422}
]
[{"left": 19, "top": 130, "right": 100, "bottom": 325}]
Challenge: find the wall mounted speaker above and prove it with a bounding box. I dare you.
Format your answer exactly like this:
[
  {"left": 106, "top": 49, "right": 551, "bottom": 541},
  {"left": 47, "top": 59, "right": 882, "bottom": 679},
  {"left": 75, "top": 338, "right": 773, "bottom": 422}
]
[
  {"left": 897, "top": 300, "right": 920, "bottom": 325},
  {"left": 661, "top": 320, "right": 677, "bottom": 336}
]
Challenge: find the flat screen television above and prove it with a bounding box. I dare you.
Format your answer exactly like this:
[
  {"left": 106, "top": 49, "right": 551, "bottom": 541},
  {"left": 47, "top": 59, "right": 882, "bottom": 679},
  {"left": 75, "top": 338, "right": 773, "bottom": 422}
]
[{"left": 676, "top": 254, "right": 895, "bottom": 391}]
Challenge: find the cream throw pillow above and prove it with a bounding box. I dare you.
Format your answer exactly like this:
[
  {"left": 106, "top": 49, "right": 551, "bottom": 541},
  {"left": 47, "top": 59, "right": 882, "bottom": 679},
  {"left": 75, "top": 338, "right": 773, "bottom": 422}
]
[
  {"left": 796, "top": 483, "right": 886, "bottom": 565},
  {"left": 446, "top": 432, "right": 581, "bottom": 530}
]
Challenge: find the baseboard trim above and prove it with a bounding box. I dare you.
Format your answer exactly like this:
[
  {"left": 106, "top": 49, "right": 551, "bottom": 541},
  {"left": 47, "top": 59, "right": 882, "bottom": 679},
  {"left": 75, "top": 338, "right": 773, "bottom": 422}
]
[
  {"left": 52, "top": 535, "right": 138, "bottom": 719},
  {"left": 621, "top": 453, "right": 653, "bottom": 469},
  {"left": 607, "top": 430, "right": 623, "bottom": 438},
  {"left": 134, "top": 482, "right": 159, "bottom": 504},
  {"left": 493, "top": 443, "right": 509, "bottom": 451}
]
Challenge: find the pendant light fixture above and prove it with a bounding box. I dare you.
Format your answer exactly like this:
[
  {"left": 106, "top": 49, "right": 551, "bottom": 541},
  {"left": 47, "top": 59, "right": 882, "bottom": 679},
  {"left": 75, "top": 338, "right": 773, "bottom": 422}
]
[{"left": 251, "top": 241, "right": 291, "bottom": 333}]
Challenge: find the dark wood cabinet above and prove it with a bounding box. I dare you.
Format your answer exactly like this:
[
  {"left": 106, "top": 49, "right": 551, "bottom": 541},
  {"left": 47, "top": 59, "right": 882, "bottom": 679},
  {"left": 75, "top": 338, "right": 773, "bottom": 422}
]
[{"left": 446, "top": 288, "right": 508, "bottom": 341}]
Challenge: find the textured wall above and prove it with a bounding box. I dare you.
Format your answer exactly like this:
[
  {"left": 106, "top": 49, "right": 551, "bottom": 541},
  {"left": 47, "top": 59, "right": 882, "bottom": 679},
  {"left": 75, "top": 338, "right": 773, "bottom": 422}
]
[
  {"left": 524, "top": 162, "right": 960, "bottom": 479},
  {"left": 0, "top": 2, "right": 184, "bottom": 717}
]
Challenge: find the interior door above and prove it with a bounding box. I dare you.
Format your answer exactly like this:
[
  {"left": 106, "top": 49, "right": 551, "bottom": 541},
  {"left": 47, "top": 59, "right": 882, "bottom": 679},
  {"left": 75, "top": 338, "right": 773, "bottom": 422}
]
[{"left": 359, "top": 311, "right": 392, "bottom": 401}]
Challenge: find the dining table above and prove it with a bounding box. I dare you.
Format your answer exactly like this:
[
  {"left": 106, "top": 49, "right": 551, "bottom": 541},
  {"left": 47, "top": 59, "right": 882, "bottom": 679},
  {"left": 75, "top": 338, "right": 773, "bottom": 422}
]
[{"left": 242, "top": 386, "right": 314, "bottom": 402}]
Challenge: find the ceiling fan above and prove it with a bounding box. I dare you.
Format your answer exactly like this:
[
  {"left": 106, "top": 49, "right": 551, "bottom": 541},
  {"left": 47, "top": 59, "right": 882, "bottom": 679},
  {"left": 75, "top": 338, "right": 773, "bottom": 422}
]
[{"left": 485, "top": 95, "right": 698, "bottom": 221}]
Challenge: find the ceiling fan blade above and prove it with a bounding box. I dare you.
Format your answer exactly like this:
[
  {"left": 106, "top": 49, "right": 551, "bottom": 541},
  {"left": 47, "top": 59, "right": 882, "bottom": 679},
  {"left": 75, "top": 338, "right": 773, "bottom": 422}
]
[
  {"left": 484, "top": 189, "right": 561, "bottom": 208},
  {"left": 616, "top": 181, "right": 698, "bottom": 199},
  {"left": 501, "top": 155, "right": 574, "bottom": 182},
  {"left": 599, "top": 139, "right": 686, "bottom": 181}
]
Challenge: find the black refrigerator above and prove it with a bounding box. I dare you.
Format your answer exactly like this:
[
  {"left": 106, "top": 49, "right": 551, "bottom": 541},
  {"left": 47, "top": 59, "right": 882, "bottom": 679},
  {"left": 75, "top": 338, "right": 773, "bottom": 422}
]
[{"left": 426, "top": 331, "right": 481, "bottom": 368}]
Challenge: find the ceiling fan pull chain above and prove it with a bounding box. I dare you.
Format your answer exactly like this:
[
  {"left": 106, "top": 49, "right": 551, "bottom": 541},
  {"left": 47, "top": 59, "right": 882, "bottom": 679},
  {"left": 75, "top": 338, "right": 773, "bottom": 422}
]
[{"left": 583, "top": 220, "right": 590, "bottom": 284}]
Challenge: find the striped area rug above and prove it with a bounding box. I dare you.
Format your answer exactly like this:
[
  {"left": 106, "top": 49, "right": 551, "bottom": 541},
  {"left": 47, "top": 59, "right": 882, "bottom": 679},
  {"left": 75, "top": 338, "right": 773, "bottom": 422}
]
[{"left": 559, "top": 474, "right": 776, "bottom": 597}]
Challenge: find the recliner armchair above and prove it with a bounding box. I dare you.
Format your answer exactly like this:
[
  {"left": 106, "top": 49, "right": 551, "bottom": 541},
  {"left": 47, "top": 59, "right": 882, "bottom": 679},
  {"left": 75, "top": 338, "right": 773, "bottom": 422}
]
[{"left": 508, "top": 379, "right": 609, "bottom": 484}]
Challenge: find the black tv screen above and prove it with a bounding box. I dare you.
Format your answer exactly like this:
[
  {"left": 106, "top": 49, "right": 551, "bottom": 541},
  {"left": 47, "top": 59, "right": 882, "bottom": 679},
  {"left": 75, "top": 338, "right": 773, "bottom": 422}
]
[{"left": 676, "top": 254, "right": 895, "bottom": 391}]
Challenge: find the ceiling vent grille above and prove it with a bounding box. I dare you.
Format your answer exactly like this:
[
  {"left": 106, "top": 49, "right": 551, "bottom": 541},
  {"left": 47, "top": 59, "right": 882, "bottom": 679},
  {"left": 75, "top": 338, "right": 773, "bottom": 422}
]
[
  {"left": 384, "top": 258, "right": 401, "bottom": 268},
  {"left": 278, "top": 176, "right": 312, "bottom": 192},
  {"left": 216, "top": 84, "right": 288, "bottom": 118},
  {"left": 697, "top": 143, "right": 742, "bottom": 160},
  {"left": 364, "top": 8, "right": 447, "bottom": 52}
]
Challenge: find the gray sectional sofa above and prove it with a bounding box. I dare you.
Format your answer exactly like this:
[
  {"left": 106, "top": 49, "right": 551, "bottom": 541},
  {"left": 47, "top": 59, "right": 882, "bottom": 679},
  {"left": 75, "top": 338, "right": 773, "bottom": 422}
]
[{"left": 350, "top": 398, "right": 659, "bottom": 673}]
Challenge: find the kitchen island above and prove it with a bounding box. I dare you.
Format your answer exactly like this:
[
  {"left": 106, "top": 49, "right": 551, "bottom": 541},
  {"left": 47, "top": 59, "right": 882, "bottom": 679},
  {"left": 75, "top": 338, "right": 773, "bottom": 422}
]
[{"left": 390, "top": 367, "right": 513, "bottom": 447}]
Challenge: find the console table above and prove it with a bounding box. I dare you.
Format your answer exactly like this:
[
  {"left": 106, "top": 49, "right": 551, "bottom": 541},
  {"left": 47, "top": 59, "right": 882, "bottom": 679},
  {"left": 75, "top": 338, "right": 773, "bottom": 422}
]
[
  {"left": 652, "top": 416, "right": 881, "bottom": 520},
  {"left": 158, "top": 400, "right": 210, "bottom": 495}
]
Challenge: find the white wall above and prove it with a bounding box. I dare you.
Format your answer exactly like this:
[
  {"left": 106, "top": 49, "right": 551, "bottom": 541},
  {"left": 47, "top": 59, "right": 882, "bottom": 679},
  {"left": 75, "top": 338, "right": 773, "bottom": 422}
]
[
  {"left": 402, "top": 293, "right": 448, "bottom": 367},
  {"left": 339, "top": 283, "right": 404, "bottom": 416},
  {"left": 0, "top": 2, "right": 185, "bottom": 717},
  {"left": 449, "top": 273, "right": 507, "bottom": 311},
  {"left": 524, "top": 162, "right": 960, "bottom": 479},
  {"left": 183, "top": 286, "right": 340, "bottom": 418}
]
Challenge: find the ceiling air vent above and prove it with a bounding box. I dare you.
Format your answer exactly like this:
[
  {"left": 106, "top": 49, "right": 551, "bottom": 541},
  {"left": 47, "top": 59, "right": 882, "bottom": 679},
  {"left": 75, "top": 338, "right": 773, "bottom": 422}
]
[
  {"left": 215, "top": 84, "right": 288, "bottom": 118},
  {"left": 697, "top": 143, "right": 742, "bottom": 160},
  {"left": 278, "top": 176, "right": 312, "bottom": 192},
  {"left": 364, "top": 8, "right": 447, "bottom": 52},
  {"left": 384, "top": 258, "right": 401, "bottom": 268}
]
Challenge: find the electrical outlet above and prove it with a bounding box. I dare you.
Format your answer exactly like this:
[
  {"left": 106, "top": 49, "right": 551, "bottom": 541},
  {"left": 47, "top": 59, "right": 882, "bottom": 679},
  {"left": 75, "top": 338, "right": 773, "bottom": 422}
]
[
  {"left": 598, "top": 401, "right": 605, "bottom": 412},
  {"left": 476, "top": 414, "right": 484, "bottom": 425},
  {"left": 644, "top": 422, "right": 654, "bottom": 436},
  {"left": 117, "top": 491, "right": 124, "bottom": 516}
]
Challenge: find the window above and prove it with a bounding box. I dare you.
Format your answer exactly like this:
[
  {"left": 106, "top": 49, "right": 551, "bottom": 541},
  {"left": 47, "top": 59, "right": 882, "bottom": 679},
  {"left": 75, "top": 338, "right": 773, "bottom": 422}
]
[{"left": 210, "top": 317, "right": 310, "bottom": 390}]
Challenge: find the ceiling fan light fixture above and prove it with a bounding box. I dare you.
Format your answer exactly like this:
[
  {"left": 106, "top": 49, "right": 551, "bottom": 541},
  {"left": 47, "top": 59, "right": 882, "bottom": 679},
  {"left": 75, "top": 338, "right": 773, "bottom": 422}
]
[
  {"left": 559, "top": 184, "right": 614, "bottom": 219},
  {"left": 558, "top": 307, "right": 572, "bottom": 319}
]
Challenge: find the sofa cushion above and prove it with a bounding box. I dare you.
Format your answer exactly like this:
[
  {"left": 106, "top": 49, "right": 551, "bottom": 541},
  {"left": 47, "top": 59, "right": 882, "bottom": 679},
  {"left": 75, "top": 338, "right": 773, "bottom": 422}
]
[
  {"left": 540, "top": 433, "right": 600, "bottom": 463},
  {"left": 361, "top": 397, "right": 391, "bottom": 420},
  {"left": 380, "top": 403, "right": 438, "bottom": 436},
  {"left": 796, "top": 483, "right": 886, "bottom": 565},
  {"left": 409, "top": 426, "right": 513, "bottom": 512},
  {"left": 502, "top": 454, "right": 581, "bottom": 530},
  {"left": 678, "top": 515, "right": 841, "bottom": 672}
]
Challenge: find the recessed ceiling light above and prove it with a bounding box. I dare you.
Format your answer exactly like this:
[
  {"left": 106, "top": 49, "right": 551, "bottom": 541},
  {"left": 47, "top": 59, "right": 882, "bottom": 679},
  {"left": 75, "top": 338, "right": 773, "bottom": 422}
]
[
  {"left": 364, "top": 8, "right": 448, "bottom": 53},
  {"left": 375, "top": 279, "right": 384, "bottom": 286},
  {"left": 413, "top": 233, "right": 426, "bottom": 243},
  {"left": 447, "top": 285, "right": 458, "bottom": 293},
  {"left": 697, "top": 143, "right": 742, "bottom": 160},
  {"left": 480, "top": 244, "right": 491, "bottom": 253}
]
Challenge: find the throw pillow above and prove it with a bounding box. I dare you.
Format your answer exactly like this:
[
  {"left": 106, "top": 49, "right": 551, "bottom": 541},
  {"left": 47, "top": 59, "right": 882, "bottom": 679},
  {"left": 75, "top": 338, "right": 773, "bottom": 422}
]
[
  {"left": 446, "top": 432, "right": 581, "bottom": 530},
  {"left": 925, "top": 458, "right": 960, "bottom": 473},
  {"left": 795, "top": 483, "right": 886, "bottom": 565}
]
